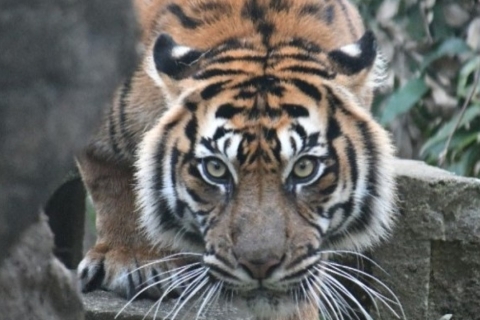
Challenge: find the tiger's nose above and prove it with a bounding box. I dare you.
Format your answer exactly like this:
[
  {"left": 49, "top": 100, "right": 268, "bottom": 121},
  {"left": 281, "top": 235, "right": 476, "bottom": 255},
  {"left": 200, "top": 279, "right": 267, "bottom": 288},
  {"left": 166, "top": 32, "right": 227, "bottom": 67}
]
[{"left": 238, "top": 258, "right": 282, "bottom": 279}]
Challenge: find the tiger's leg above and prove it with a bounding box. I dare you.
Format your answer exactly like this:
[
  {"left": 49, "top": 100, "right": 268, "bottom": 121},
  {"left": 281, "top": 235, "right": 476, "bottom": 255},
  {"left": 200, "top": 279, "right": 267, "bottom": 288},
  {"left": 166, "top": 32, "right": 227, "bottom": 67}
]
[{"left": 77, "top": 150, "right": 192, "bottom": 299}]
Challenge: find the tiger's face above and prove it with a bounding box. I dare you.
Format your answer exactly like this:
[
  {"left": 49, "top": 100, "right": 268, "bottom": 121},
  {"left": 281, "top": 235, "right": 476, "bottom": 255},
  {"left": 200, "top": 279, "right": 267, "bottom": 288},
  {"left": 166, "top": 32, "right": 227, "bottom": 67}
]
[
  {"left": 137, "top": 28, "right": 393, "bottom": 314},
  {"left": 135, "top": 27, "right": 395, "bottom": 316}
]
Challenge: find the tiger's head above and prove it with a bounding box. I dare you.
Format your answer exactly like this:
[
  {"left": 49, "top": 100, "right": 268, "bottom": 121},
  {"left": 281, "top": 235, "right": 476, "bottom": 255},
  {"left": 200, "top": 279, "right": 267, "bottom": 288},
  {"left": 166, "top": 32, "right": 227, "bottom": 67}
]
[{"left": 135, "top": 0, "right": 396, "bottom": 317}]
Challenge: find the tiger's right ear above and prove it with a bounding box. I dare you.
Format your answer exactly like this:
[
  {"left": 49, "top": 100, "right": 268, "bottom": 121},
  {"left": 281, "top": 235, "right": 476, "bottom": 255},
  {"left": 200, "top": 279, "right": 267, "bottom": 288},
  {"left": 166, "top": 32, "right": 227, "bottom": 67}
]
[
  {"left": 153, "top": 33, "right": 203, "bottom": 80},
  {"left": 328, "top": 31, "right": 377, "bottom": 75}
]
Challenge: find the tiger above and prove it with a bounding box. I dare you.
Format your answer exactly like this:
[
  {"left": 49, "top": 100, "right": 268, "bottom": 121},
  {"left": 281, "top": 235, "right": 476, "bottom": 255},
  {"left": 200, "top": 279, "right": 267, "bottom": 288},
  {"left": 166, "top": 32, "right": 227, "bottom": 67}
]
[{"left": 77, "top": 0, "right": 400, "bottom": 319}]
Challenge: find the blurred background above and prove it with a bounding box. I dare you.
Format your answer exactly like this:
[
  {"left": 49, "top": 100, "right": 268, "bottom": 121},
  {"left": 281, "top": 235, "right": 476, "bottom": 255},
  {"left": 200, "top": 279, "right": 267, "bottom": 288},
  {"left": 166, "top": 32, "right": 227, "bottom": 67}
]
[{"left": 352, "top": 0, "right": 480, "bottom": 179}]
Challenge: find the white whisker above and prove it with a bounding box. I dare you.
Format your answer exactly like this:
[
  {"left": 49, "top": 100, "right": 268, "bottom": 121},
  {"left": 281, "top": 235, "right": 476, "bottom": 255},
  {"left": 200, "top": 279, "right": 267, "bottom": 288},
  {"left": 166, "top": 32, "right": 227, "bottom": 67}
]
[
  {"left": 322, "top": 263, "right": 404, "bottom": 318},
  {"left": 321, "top": 250, "right": 389, "bottom": 276},
  {"left": 306, "top": 277, "right": 335, "bottom": 320},
  {"left": 309, "top": 271, "right": 345, "bottom": 320},
  {"left": 319, "top": 276, "right": 361, "bottom": 320},
  {"left": 116, "top": 263, "right": 202, "bottom": 319},
  {"left": 319, "top": 270, "right": 373, "bottom": 320},
  {"left": 202, "top": 281, "right": 223, "bottom": 317},
  {"left": 168, "top": 276, "right": 210, "bottom": 320},
  {"left": 196, "top": 281, "right": 220, "bottom": 319},
  {"left": 151, "top": 268, "right": 207, "bottom": 320}
]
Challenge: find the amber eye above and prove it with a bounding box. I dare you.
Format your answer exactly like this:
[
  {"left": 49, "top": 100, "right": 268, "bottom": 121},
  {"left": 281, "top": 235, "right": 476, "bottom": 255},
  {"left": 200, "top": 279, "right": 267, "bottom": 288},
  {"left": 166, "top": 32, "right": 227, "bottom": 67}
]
[
  {"left": 203, "top": 157, "right": 229, "bottom": 182},
  {"left": 291, "top": 157, "right": 319, "bottom": 182}
]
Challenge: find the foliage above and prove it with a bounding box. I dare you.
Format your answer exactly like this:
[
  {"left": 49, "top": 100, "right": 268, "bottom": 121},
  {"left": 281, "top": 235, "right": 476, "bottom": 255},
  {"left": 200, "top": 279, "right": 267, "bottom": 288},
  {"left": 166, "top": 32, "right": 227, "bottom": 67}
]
[{"left": 353, "top": 0, "right": 480, "bottom": 178}]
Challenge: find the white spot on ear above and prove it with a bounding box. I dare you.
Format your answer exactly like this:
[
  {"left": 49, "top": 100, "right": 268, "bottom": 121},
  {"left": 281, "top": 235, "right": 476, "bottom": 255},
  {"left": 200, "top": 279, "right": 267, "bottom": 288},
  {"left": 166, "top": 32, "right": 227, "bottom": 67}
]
[
  {"left": 171, "top": 45, "right": 192, "bottom": 59},
  {"left": 143, "top": 54, "right": 174, "bottom": 102},
  {"left": 339, "top": 43, "right": 361, "bottom": 57}
]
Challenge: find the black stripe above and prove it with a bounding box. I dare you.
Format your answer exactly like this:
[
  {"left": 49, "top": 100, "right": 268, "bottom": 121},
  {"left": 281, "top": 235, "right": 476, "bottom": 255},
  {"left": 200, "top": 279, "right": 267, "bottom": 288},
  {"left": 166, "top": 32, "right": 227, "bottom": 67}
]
[
  {"left": 201, "top": 81, "right": 230, "bottom": 100},
  {"left": 215, "top": 104, "right": 244, "bottom": 119},
  {"left": 188, "top": 163, "right": 204, "bottom": 181},
  {"left": 289, "top": 136, "right": 297, "bottom": 154},
  {"left": 167, "top": 4, "right": 202, "bottom": 29},
  {"left": 305, "top": 132, "right": 320, "bottom": 149},
  {"left": 241, "top": 0, "right": 266, "bottom": 23},
  {"left": 269, "top": 0, "right": 290, "bottom": 12},
  {"left": 223, "top": 137, "right": 231, "bottom": 154},
  {"left": 299, "top": 4, "right": 322, "bottom": 17},
  {"left": 200, "top": 138, "right": 216, "bottom": 153},
  {"left": 186, "top": 187, "right": 208, "bottom": 204},
  {"left": 257, "top": 22, "right": 275, "bottom": 46},
  {"left": 185, "top": 116, "right": 197, "bottom": 142},
  {"left": 337, "top": 0, "right": 358, "bottom": 38},
  {"left": 185, "top": 102, "right": 198, "bottom": 112},
  {"left": 207, "top": 264, "right": 240, "bottom": 281},
  {"left": 194, "top": 68, "right": 249, "bottom": 80},
  {"left": 282, "top": 66, "right": 335, "bottom": 79},
  {"left": 281, "top": 103, "right": 309, "bottom": 118},
  {"left": 208, "top": 55, "right": 265, "bottom": 66},
  {"left": 326, "top": 115, "right": 342, "bottom": 141},
  {"left": 282, "top": 267, "right": 310, "bottom": 282},
  {"left": 157, "top": 198, "right": 182, "bottom": 230},
  {"left": 175, "top": 199, "right": 186, "bottom": 218},
  {"left": 203, "top": 39, "right": 255, "bottom": 60},
  {"left": 324, "top": 5, "right": 335, "bottom": 24},
  {"left": 213, "top": 127, "right": 232, "bottom": 140},
  {"left": 108, "top": 107, "right": 121, "bottom": 154},
  {"left": 291, "top": 123, "right": 307, "bottom": 140},
  {"left": 298, "top": 3, "right": 335, "bottom": 25},
  {"left": 118, "top": 79, "right": 134, "bottom": 155},
  {"left": 290, "top": 79, "right": 322, "bottom": 101},
  {"left": 345, "top": 137, "right": 358, "bottom": 191},
  {"left": 82, "top": 261, "right": 105, "bottom": 293}
]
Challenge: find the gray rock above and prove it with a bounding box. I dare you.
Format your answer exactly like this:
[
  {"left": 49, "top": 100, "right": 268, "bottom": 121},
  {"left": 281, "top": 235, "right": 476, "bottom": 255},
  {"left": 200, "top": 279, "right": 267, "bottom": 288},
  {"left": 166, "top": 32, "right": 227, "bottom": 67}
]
[
  {"left": 0, "top": 0, "right": 138, "bottom": 319},
  {"left": 0, "top": 0, "right": 138, "bottom": 262},
  {"left": 372, "top": 160, "right": 480, "bottom": 320},
  {"left": 83, "top": 291, "right": 253, "bottom": 320},
  {"left": 0, "top": 214, "right": 83, "bottom": 320}
]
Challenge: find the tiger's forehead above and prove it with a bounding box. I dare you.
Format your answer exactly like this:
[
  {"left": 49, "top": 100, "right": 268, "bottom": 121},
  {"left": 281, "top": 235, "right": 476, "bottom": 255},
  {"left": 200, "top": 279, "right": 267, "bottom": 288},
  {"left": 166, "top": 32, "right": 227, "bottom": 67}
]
[{"left": 194, "top": 88, "right": 329, "bottom": 170}]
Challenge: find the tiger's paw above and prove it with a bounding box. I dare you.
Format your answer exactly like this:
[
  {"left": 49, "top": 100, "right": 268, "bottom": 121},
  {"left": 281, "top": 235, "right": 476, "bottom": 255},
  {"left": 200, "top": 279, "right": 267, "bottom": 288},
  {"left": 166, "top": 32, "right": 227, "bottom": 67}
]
[{"left": 78, "top": 244, "right": 180, "bottom": 300}]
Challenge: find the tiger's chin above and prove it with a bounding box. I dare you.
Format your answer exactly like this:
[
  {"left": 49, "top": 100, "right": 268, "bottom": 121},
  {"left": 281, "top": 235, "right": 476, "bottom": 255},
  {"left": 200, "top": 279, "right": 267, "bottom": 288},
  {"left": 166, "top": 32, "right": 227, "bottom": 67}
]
[{"left": 232, "top": 288, "right": 306, "bottom": 319}]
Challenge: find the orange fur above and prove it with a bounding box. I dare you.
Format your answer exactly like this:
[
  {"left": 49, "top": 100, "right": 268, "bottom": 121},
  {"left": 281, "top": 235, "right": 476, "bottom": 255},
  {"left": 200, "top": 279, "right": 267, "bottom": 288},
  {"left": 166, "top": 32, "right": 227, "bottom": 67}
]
[{"left": 78, "top": 1, "right": 396, "bottom": 319}]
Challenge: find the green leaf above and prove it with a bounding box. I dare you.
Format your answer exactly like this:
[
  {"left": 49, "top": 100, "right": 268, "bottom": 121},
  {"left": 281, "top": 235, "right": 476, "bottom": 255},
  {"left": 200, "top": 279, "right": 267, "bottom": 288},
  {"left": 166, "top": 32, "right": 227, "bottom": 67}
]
[
  {"left": 420, "top": 104, "right": 480, "bottom": 155},
  {"left": 422, "top": 131, "right": 479, "bottom": 159},
  {"left": 380, "top": 77, "right": 429, "bottom": 125},
  {"left": 457, "top": 56, "right": 480, "bottom": 99},
  {"left": 421, "top": 38, "right": 470, "bottom": 71}
]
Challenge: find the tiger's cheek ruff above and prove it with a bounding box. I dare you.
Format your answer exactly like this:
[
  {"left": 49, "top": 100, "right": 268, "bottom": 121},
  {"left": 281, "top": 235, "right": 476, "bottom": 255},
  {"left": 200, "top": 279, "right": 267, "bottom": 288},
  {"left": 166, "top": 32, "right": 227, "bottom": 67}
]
[{"left": 135, "top": 105, "right": 206, "bottom": 253}]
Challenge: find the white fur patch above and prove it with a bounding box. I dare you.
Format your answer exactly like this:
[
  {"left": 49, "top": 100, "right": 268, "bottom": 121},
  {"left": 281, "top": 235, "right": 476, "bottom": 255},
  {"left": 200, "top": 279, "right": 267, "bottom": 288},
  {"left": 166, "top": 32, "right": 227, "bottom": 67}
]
[
  {"left": 171, "top": 45, "right": 192, "bottom": 59},
  {"left": 339, "top": 43, "right": 361, "bottom": 57}
]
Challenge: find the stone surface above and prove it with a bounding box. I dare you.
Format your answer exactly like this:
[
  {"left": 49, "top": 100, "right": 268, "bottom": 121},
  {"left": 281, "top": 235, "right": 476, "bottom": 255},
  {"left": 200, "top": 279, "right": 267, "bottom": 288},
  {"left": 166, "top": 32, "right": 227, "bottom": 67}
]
[
  {"left": 82, "top": 160, "right": 480, "bottom": 320},
  {"left": 372, "top": 160, "right": 480, "bottom": 320},
  {"left": 0, "top": 0, "right": 138, "bottom": 263},
  {"left": 0, "top": 215, "right": 84, "bottom": 320},
  {"left": 0, "top": 0, "right": 138, "bottom": 319},
  {"left": 83, "top": 291, "right": 252, "bottom": 320},
  {"left": 428, "top": 241, "right": 480, "bottom": 320}
]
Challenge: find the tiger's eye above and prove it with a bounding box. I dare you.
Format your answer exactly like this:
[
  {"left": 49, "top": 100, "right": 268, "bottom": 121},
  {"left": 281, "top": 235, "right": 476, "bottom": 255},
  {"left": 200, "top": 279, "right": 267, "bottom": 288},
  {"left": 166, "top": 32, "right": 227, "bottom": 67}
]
[
  {"left": 205, "top": 158, "right": 227, "bottom": 179},
  {"left": 292, "top": 157, "right": 316, "bottom": 179}
]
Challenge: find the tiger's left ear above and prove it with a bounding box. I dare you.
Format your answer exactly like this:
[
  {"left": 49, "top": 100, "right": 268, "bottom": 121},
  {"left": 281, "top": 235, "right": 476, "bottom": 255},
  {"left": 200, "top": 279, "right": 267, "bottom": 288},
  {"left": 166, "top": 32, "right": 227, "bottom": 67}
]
[
  {"left": 153, "top": 33, "right": 203, "bottom": 80},
  {"left": 329, "top": 31, "right": 377, "bottom": 75}
]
